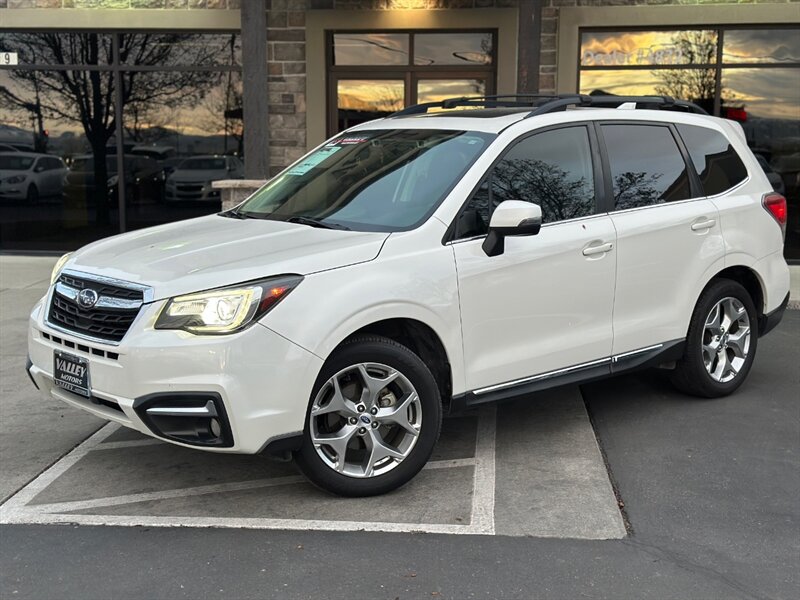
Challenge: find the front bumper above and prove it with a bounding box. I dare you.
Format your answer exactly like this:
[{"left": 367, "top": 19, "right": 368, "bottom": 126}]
[
  {"left": 0, "top": 187, "right": 26, "bottom": 200},
  {"left": 27, "top": 296, "right": 323, "bottom": 454}
]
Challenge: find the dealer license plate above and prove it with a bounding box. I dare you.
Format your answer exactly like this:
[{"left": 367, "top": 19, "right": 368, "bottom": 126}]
[{"left": 53, "top": 351, "right": 90, "bottom": 398}]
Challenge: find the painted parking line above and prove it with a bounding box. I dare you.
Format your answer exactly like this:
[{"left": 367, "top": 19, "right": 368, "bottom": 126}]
[{"left": 0, "top": 406, "right": 497, "bottom": 535}]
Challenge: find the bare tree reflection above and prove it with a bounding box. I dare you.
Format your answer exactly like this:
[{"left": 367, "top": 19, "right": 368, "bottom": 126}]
[
  {"left": 613, "top": 171, "right": 663, "bottom": 209},
  {"left": 491, "top": 159, "right": 594, "bottom": 222},
  {"left": 654, "top": 30, "right": 718, "bottom": 112},
  {"left": 0, "top": 32, "right": 230, "bottom": 224}
]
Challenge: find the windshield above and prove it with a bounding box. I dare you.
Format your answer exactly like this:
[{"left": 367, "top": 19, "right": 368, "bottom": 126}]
[
  {"left": 236, "top": 129, "right": 494, "bottom": 232},
  {"left": 0, "top": 155, "right": 34, "bottom": 170},
  {"left": 179, "top": 157, "right": 226, "bottom": 170}
]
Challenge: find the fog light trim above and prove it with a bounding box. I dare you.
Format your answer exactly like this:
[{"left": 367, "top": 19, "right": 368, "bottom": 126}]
[{"left": 133, "top": 392, "right": 233, "bottom": 448}]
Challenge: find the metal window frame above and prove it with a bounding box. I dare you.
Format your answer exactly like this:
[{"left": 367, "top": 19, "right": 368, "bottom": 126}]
[{"left": 325, "top": 28, "right": 498, "bottom": 137}]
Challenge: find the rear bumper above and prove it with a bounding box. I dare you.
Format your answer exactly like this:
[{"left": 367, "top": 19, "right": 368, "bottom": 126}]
[{"left": 759, "top": 292, "right": 789, "bottom": 337}]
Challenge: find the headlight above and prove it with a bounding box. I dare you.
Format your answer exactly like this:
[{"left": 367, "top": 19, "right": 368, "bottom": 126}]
[
  {"left": 155, "top": 275, "right": 303, "bottom": 335},
  {"left": 50, "top": 252, "right": 73, "bottom": 285},
  {"left": 3, "top": 175, "right": 26, "bottom": 184}
]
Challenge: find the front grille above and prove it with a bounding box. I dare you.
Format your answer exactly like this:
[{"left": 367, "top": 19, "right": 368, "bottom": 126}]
[
  {"left": 48, "top": 274, "right": 144, "bottom": 343},
  {"left": 59, "top": 273, "right": 142, "bottom": 300},
  {"left": 177, "top": 183, "right": 204, "bottom": 193}
]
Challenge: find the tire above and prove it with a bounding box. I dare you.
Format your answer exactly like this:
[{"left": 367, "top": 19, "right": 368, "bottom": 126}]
[
  {"left": 295, "top": 335, "right": 442, "bottom": 497},
  {"left": 26, "top": 184, "right": 38, "bottom": 204},
  {"left": 671, "top": 278, "right": 759, "bottom": 398}
]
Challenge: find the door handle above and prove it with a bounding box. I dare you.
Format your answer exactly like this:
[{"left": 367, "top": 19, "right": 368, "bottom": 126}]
[
  {"left": 582, "top": 242, "right": 613, "bottom": 257},
  {"left": 691, "top": 218, "right": 716, "bottom": 231}
]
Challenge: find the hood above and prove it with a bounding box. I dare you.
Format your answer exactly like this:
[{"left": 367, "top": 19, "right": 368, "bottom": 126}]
[
  {"left": 169, "top": 169, "right": 228, "bottom": 183},
  {"left": 68, "top": 214, "right": 389, "bottom": 300}
]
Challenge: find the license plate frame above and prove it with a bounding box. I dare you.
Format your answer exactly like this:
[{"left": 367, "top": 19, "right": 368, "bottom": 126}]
[{"left": 53, "top": 351, "right": 91, "bottom": 398}]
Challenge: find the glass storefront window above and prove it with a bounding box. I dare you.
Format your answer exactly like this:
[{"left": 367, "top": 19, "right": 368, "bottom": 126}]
[
  {"left": 722, "top": 29, "right": 800, "bottom": 64},
  {"left": 721, "top": 67, "right": 800, "bottom": 260},
  {"left": 332, "top": 33, "right": 410, "bottom": 66},
  {"left": 417, "top": 79, "right": 487, "bottom": 105},
  {"left": 0, "top": 31, "right": 242, "bottom": 251},
  {"left": 414, "top": 33, "right": 493, "bottom": 66},
  {"left": 336, "top": 79, "right": 405, "bottom": 131},
  {"left": 578, "top": 26, "right": 800, "bottom": 260},
  {"left": 328, "top": 30, "right": 497, "bottom": 136},
  {"left": 0, "top": 67, "right": 121, "bottom": 251},
  {"left": 0, "top": 32, "right": 113, "bottom": 66},
  {"left": 579, "top": 68, "right": 717, "bottom": 108},
  {"left": 581, "top": 30, "right": 718, "bottom": 67},
  {"left": 119, "top": 33, "right": 241, "bottom": 67},
  {"left": 124, "top": 71, "right": 243, "bottom": 232}
]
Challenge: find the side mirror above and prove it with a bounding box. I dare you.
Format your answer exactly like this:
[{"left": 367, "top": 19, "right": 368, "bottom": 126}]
[{"left": 482, "top": 200, "right": 542, "bottom": 257}]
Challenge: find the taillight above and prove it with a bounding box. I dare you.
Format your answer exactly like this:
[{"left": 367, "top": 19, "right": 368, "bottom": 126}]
[{"left": 762, "top": 193, "right": 787, "bottom": 239}]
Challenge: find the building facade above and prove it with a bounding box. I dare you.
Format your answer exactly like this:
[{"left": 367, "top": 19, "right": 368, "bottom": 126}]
[{"left": 1, "top": 0, "right": 798, "bottom": 260}]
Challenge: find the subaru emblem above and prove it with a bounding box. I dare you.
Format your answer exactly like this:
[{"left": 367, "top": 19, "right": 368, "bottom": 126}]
[{"left": 77, "top": 288, "right": 99, "bottom": 309}]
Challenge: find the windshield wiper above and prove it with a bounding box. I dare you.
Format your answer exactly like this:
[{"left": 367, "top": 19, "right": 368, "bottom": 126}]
[
  {"left": 220, "top": 209, "right": 251, "bottom": 219},
  {"left": 286, "top": 216, "right": 351, "bottom": 231}
]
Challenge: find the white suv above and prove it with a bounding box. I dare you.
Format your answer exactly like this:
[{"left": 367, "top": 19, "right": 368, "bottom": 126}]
[{"left": 27, "top": 95, "right": 790, "bottom": 496}]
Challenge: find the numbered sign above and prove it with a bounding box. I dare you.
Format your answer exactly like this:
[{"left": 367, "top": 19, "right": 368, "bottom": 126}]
[{"left": 1, "top": 52, "right": 19, "bottom": 66}]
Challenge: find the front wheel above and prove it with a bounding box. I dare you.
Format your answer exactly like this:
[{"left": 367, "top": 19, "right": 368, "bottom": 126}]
[
  {"left": 671, "top": 279, "right": 758, "bottom": 398},
  {"left": 295, "top": 335, "right": 442, "bottom": 497}
]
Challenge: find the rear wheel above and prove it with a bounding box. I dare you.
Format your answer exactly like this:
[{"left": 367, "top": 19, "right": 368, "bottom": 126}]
[
  {"left": 295, "top": 335, "right": 442, "bottom": 497},
  {"left": 672, "top": 279, "right": 758, "bottom": 398}
]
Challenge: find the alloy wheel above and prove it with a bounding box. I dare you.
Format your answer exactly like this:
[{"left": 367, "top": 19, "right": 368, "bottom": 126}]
[
  {"left": 702, "top": 296, "right": 751, "bottom": 383},
  {"left": 309, "top": 362, "right": 422, "bottom": 478}
]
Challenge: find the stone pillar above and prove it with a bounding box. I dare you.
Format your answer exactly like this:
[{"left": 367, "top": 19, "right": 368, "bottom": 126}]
[{"left": 212, "top": 180, "right": 268, "bottom": 212}]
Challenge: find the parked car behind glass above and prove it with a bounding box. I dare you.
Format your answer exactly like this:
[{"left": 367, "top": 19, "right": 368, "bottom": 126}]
[
  {"left": 64, "top": 154, "right": 165, "bottom": 204},
  {"left": 0, "top": 152, "right": 67, "bottom": 202},
  {"left": 165, "top": 155, "right": 244, "bottom": 202}
]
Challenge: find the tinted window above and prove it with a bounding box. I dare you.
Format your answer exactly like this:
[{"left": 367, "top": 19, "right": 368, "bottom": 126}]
[
  {"left": 602, "top": 125, "right": 692, "bottom": 210},
  {"left": 456, "top": 127, "right": 596, "bottom": 238},
  {"left": 677, "top": 124, "right": 748, "bottom": 196}
]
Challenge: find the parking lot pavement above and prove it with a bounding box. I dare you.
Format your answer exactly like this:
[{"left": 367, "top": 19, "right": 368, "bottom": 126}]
[
  {"left": 0, "top": 389, "right": 625, "bottom": 539},
  {"left": 0, "top": 256, "right": 103, "bottom": 502}
]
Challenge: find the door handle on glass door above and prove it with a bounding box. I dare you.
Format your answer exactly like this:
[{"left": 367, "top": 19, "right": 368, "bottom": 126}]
[
  {"left": 582, "top": 242, "right": 613, "bottom": 256},
  {"left": 691, "top": 219, "right": 716, "bottom": 231}
]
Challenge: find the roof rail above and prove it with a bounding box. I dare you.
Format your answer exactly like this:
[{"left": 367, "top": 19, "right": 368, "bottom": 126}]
[
  {"left": 524, "top": 94, "right": 709, "bottom": 117},
  {"left": 389, "top": 94, "right": 709, "bottom": 118},
  {"left": 389, "top": 95, "right": 562, "bottom": 117}
]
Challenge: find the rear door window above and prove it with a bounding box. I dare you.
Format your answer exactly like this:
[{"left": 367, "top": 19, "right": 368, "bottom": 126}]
[
  {"left": 601, "top": 124, "right": 692, "bottom": 210},
  {"left": 676, "top": 124, "right": 748, "bottom": 196}
]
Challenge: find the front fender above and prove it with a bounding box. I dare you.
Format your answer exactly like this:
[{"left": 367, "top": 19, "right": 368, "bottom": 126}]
[{"left": 261, "top": 242, "right": 466, "bottom": 395}]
